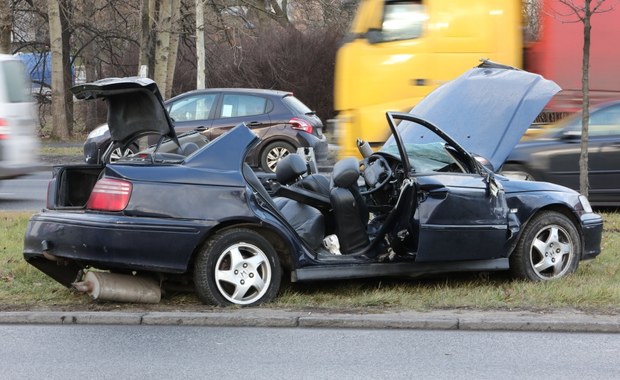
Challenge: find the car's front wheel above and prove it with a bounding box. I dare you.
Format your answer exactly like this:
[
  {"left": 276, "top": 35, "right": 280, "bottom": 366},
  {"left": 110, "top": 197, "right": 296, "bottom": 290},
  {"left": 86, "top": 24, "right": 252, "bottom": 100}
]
[
  {"left": 194, "top": 228, "right": 281, "bottom": 306},
  {"left": 510, "top": 211, "right": 581, "bottom": 281},
  {"left": 260, "top": 141, "right": 295, "bottom": 173},
  {"left": 109, "top": 143, "right": 138, "bottom": 162}
]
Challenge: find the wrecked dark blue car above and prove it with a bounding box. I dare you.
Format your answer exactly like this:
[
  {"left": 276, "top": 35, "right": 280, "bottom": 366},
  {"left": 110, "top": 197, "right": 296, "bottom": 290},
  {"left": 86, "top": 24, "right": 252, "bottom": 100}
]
[{"left": 23, "top": 62, "right": 603, "bottom": 306}]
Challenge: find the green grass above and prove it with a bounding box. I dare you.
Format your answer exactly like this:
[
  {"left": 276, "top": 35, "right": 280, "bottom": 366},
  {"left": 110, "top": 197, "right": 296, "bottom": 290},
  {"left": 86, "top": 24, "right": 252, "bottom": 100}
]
[
  {"left": 40, "top": 145, "right": 83, "bottom": 156},
  {"left": 3, "top": 211, "right": 620, "bottom": 313},
  {"left": 0, "top": 212, "right": 79, "bottom": 306}
]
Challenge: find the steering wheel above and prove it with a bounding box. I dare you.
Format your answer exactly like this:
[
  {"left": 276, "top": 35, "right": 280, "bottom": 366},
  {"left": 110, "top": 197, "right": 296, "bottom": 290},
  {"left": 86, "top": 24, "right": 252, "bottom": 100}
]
[{"left": 359, "top": 154, "right": 393, "bottom": 195}]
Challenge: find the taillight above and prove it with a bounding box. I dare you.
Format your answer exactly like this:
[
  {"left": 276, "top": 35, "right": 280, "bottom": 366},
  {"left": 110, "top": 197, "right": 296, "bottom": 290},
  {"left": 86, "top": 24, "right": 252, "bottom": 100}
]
[
  {"left": 0, "top": 118, "right": 7, "bottom": 140},
  {"left": 289, "top": 117, "right": 313, "bottom": 134},
  {"left": 86, "top": 178, "right": 132, "bottom": 211}
]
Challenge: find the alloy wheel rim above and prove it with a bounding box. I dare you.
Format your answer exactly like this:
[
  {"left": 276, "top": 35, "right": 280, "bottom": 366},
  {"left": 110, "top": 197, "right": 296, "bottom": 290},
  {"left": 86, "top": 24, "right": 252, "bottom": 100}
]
[
  {"left": 266, "top": 147, "right": 290, "bottom": 172},
  {"left": 529, "top": 224, "right": 574, "bottom": 279},
  {"left": 110, "top": 147, "right": 134, "bottom": 162},
  {"left": 214, "top": 242, "right": 271, "bottom": 305}
]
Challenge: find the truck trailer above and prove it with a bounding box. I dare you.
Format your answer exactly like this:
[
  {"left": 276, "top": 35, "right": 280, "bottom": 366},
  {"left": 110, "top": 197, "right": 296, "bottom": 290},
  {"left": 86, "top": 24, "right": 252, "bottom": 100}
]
[{"left": 334, "top": 0, "right": 620, "bottom": 157}]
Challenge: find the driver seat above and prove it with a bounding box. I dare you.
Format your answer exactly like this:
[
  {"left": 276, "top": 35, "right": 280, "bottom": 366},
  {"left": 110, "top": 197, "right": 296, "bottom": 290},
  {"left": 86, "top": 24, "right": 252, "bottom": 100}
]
[
  {"left": 275, "top": 153, "right": 330, "bottom": 197},
  {"left": 329, "top": 157, "right": 369, "bottom": 254}
]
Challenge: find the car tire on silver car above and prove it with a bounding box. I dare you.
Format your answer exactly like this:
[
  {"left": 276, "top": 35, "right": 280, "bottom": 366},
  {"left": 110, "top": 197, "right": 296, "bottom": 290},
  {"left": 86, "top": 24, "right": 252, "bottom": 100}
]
[
  {"left": 194, "top": 228, "right": 282, "bottom": 306},
  {"left": 260, "top": 141, "right": 295, "bottom": 173},
  {"left": 109, "top": 144, "right": 138, "bottom": 162},
  {"left": 510, "top": 211, "right": 581, "bottom": 281}
]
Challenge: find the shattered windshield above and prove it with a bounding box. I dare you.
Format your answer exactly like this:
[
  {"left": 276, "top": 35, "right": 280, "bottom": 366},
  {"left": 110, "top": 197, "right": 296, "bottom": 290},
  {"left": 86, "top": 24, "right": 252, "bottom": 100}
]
[
  {"left": 382, "top": 119, "right": 461, "bottom": 173},
  {"left": 382, "top": 142, "right": 457, "bottom": 173}
]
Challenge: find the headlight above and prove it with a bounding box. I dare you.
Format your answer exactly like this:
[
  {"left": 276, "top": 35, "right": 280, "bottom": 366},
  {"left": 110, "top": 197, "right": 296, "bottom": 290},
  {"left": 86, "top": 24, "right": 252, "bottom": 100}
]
[
  {"left": 578, "top": 195, "right": 593, "bottom": 213},
  {"left": 88, "top": 125, "right": 109, "bottom": 138}
]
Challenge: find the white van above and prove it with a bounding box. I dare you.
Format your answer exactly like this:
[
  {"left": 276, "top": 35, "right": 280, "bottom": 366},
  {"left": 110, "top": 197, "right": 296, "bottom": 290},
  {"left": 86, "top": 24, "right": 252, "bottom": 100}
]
[{"left": 0, "top": 54, "right": 40, "bottom": 180}]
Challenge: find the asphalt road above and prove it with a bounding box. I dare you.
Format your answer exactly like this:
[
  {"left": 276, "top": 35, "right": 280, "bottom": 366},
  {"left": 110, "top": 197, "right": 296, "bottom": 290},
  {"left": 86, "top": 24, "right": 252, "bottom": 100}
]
[
  {"left": 0, "top": 171, "right": 49, "bottom": 211},
  {"left": 1, "top": 324, "right": 618, "bottom": 379}
]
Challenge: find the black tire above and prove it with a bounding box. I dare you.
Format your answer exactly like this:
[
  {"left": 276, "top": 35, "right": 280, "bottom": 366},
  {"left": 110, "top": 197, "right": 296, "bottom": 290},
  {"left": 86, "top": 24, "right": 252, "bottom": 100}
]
[
  {"left": 260, "top": 141, "right": 296, "bottom": 173},
  {"left": 500, "top": 163, "right": 535, "bottom": 181},
  {"left": 194, "top": 228, "right": 281, "bottom": 306},
  {"left": 510, "top": 211, "right": 581, "bottom": 281}
]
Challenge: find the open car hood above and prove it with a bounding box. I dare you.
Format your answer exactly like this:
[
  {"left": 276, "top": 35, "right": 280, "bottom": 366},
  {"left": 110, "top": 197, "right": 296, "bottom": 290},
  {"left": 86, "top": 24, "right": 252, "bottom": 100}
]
[
  {"left": 401, "top": 61, "right": 561, "bottom": 171},
  {"left": 71, "top": 77, "right": 177, "bottom": 145}
]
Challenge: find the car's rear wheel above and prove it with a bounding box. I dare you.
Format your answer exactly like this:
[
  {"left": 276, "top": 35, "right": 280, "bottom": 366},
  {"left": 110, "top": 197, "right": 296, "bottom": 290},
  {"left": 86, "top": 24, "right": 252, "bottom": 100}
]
[
  {"left": 500, "top": 163, "right": 535, "bottom": 181},
  {"left": 510, "top": 211, "right": 581, "bottom": 281},
  {"left": 260, "top": 141, "right": 295, "bottom": 173},
  {"left": 194, "top": 228, "right": 281, "bottom": 306}
]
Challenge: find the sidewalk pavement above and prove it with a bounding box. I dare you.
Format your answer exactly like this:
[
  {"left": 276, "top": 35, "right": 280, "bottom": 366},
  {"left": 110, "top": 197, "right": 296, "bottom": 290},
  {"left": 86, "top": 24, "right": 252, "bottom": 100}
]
[{"left": 1, "top": 308, "right": 619, "bottom": 332}]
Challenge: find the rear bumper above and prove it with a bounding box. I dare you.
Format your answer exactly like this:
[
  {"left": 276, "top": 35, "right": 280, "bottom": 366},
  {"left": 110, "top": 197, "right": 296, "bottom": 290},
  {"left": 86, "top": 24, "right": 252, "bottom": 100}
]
[
  {"left": 298, "top": 132, "right": 328, "bottom": 162},
  {"left": 23, "top": 211, "right": 214, "bottom": 286},
  {"left": 580, "top": 213, "right": 604, "bottom": 260}
]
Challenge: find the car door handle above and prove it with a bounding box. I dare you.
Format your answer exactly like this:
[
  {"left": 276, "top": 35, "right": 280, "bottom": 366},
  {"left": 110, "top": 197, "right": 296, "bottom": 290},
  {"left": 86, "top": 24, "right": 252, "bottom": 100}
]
[{"left": 247, "top": 121, "right": 262, "bottom": 126}]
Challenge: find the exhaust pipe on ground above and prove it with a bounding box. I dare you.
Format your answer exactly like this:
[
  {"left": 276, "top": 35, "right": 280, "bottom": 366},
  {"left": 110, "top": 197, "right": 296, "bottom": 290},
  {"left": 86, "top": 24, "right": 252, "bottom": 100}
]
[{"left": 72, "top": 271, "right": 161, "bottom": 304}]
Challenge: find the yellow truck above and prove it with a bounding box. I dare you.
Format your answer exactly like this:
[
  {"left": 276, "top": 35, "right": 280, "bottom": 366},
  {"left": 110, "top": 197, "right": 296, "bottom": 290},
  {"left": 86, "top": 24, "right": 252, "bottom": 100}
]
[{"left": 333, "top": 0, "right": 523, "bottom": 158}]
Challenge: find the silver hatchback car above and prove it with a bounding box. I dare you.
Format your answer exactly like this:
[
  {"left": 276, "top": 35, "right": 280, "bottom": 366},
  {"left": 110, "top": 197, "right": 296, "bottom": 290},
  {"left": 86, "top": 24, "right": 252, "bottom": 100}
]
[{"left": 0, "top": 54, "right": 40, "bottom": 180}]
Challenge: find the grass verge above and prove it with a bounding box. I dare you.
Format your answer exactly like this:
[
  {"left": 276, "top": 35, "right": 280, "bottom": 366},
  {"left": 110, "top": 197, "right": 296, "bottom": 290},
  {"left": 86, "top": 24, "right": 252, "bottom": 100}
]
[
  {"left": 40, "top": 145, "right": 83, "bottom": 157},
  {"left": 2, "top": 211, "right": 619, "bottom": 313}
]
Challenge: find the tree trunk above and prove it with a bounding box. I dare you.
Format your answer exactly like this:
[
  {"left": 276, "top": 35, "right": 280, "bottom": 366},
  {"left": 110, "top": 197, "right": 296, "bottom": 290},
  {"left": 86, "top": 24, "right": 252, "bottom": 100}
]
[
  {"left": 164, "top": 0, "right": 181, "bottom": 99},
  {"left": 579, "top": 0, "right": 592, "bottom": 197},
  {"left": 59, "top": 0, "right": 73, "bottom": 134},
  {"left": 47, "top": 0, "right": 70, "bottom": 140},
  {"left": 153, "top": 0, "right": 172, "bottom": 96},
  {"left": 196, "top": 0, "right": 206, "bottom": 89},
  {"left": 139, "top": 0, "right": 156, "bottom": 78},
  {"left": 0, "top": 0, "right": 11, "bottom": 54},
  {"left": 82, "top": 0, "right": 98, "bottom": 131}
]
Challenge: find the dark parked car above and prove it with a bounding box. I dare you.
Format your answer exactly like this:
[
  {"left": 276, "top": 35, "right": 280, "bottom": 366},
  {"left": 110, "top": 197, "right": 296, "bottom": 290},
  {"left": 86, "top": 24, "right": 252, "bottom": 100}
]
[
  {"left": 83, "top": 87, "right": 327, "bottom": 172},
  {"left": 502, "top": 100, "right": 620, "bottom": 206},
  {"left": 24, "top": 62, "right": 603, "bottom": 307}
]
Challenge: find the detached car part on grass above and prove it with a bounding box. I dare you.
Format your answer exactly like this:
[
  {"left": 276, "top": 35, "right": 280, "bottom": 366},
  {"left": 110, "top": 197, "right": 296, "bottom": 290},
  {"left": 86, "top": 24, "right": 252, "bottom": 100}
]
[{"left": 23, "top": 62, "right": 603, "bottom": 306}]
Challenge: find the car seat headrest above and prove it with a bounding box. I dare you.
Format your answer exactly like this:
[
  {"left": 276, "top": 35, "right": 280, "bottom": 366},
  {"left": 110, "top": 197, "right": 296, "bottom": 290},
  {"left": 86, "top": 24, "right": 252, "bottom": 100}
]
[
  {"left": 332, "top": 157, "right": 360, "bottom": 188},
  {"left": 275, "top": 154, "right": 307, "bottom": 184}
]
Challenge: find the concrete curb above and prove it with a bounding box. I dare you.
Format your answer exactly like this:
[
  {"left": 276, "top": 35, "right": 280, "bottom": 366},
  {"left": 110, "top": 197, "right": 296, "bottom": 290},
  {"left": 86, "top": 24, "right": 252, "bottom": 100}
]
[{"left": 1, "top": 309, "right": 619, "bottom": 333}]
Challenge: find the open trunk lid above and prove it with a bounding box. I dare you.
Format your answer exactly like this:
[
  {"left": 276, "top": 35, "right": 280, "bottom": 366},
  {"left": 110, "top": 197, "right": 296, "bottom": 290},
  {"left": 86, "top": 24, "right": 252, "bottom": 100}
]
[{"left": 71, "top": 77, "right": 178, "bottom": 146}]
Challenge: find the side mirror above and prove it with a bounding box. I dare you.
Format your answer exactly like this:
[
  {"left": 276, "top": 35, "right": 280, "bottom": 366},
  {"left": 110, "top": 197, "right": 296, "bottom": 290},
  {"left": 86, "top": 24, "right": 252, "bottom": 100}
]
[
  {"left": 474, "top": 155, "right": 494, "bottom": 171},
  {"left": 365, "top": 29, "right": 384, "bottom": 44}
]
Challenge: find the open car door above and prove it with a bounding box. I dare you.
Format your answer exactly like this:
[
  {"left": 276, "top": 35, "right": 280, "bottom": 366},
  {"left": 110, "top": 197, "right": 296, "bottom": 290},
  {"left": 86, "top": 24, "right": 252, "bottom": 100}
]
[{"left": 384, "top": 112, "right": 514, "bottom": 262}]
